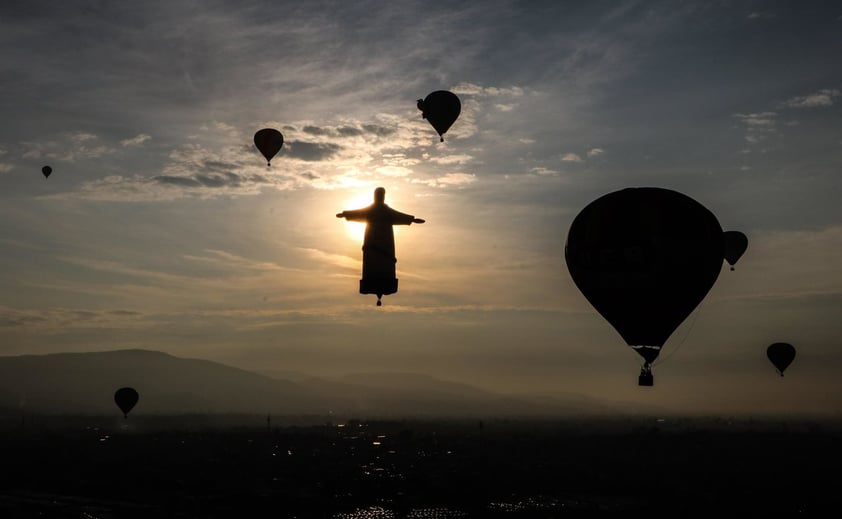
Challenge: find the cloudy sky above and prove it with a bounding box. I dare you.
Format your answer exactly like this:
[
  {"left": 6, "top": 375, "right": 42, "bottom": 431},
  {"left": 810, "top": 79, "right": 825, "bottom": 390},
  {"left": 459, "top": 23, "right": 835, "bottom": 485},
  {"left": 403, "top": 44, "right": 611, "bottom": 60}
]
[{"left": 1, "top": 0, "right": 841, "bottom": 415}]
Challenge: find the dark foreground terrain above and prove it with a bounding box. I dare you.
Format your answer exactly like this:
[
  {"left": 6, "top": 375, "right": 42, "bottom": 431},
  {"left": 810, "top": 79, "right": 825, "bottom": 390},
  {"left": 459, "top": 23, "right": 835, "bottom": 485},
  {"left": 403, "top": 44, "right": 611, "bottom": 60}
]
[{"left": 1, "top": 415, "right": 840, "bottom": 518}]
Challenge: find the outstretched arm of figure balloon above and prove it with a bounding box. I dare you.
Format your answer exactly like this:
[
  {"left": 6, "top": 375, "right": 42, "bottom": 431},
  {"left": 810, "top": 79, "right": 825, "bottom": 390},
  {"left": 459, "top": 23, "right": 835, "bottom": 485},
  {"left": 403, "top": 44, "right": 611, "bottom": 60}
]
[
  {"left": 337, "top": 208, "right": 369, "bottom": 222},
  {"left": 413, "top": 218, "right": 425, "bottom": 224}
]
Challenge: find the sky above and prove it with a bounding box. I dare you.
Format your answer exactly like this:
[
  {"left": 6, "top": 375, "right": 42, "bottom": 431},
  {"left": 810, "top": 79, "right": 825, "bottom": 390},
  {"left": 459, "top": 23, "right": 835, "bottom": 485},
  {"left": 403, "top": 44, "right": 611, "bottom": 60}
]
[{"left": 1, "top": 0, "right": 841, "bottom": 415}]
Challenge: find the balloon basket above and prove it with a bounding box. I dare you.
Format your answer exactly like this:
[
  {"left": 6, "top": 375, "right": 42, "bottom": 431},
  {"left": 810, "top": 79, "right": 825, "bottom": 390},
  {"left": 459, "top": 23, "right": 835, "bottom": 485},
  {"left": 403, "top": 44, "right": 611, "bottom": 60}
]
[{"left": 360, "top": 278, "right": 398, "bottom": 296}]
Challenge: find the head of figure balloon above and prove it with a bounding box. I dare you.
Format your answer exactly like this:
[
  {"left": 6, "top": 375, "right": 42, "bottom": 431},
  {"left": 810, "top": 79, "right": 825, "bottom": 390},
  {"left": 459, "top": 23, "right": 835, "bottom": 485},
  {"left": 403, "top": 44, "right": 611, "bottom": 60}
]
[{"left": 374, "top": 187, "right": 386, "bottom": 204}]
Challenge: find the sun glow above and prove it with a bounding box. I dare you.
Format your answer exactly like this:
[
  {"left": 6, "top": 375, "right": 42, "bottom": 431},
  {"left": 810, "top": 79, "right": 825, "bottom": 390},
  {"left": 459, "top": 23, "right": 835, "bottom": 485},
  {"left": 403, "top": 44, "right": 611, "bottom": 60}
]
[{"left": 340, "top": 192, "right": 374, "bottom": 243}]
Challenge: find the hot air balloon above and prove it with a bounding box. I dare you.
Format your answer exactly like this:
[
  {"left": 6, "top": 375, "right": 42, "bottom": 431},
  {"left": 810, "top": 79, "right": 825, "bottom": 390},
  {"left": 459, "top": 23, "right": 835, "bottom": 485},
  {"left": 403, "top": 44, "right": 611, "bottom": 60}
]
[
  {"left": 336, "top": 187, "right": 425, "bottom": 306},
  {"left": 417, "top": 90, "right": 461, "bottom": 142},
  {"left": 41, "top": 166, "right": 52, "bottom": 178},
  {"left": 114, "top": 387, "right": 139, "bottom": 418},
  {"left": 253, "top": 128, "right": 284, "bottom": 166},
  {"left": 565, "top": 187, "right": 724, "bottom": 386},
  {"left": 767, "top": 342, "right": 796, "bottom": 376},
  {"left": 723, "top": 231, "right": 748, "bottom": 271}
]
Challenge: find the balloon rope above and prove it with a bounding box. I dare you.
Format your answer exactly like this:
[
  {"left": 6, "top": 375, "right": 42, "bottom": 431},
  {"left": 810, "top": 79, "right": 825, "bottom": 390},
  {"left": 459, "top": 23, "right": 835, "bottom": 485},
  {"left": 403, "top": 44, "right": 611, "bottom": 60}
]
[{"left": 652, "top": 300, "right": 704, "bottom": 367}]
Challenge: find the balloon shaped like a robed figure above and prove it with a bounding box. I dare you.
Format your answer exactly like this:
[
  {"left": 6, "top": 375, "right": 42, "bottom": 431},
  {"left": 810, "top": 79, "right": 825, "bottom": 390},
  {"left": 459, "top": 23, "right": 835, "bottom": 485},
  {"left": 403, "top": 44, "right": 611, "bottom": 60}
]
[
  {"left": 417, "top": 90, "right": 461, "bottom": 142},
  {"left": 41, "top": 166, "right": 52, "bottom": 178},
  {"left": 565, "top": 187, "right": 724, "bottom": 386},
  {"left": 114, "top": 387, "right": 139, "bottom": 418},
  {"left": 254, "top": 128, "right": 284, "bottom": 166},
  {"left": 337, "top": 188, "right": 425, "bottom": 306},
  {"left": 723, "top": 231, "right": 748, "bottom": 271},
  {"left": 767, "top": 342, "right": 796, "bottom": 377}
]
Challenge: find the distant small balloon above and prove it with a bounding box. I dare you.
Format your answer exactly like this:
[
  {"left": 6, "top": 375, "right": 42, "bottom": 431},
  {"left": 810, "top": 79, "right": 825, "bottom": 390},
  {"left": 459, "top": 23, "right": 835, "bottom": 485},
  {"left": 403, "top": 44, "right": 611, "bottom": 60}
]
[
  {"left": 723, "top": 231, "right": 748, "bottom": 271},
  {"left": 253, "top": 128, "right": 284, "bottom": 166},
  {"left": 417, "top": 90, "right": 461, "bottom": 142},
  {"left": 767, "top": 342, "right": 796, "bottom": 377},
  {"left": 114, "top": 387, "right": 139, "bottom": 418},
  {"left": 41, "top": 166, "right": 52, "bottom": 178}
]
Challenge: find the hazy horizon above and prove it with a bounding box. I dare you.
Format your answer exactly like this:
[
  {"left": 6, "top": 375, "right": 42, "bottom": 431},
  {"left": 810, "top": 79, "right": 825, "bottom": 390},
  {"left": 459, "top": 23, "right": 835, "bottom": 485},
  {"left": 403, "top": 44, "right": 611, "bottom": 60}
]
[{"left": 2, "top": 1, "right": 841, "bottom": 416}]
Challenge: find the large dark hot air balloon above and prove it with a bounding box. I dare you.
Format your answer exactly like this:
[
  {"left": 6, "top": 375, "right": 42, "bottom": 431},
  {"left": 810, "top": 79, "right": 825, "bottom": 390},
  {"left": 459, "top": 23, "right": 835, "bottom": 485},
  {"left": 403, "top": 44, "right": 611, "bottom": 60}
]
[
  {"left": 565, "top": 187, "right": 725, "bottom": 386},
  {"left": 417, "top": 90, "right": 461, "bottom": 142},
  {"left": 41, "top": 166, "right": 52, "bottom": 178},
  {"left": 767, "top": 342, "right": 796, "bottom": 376},
  {"left": 723, "top": 231, "right": 748, "bottom": 271},
  {"left": 253, "top": 128, "right": 284, "bottom": 166},
  {"left": 114, "top": 387, "right": 139, "bottom": 418}
]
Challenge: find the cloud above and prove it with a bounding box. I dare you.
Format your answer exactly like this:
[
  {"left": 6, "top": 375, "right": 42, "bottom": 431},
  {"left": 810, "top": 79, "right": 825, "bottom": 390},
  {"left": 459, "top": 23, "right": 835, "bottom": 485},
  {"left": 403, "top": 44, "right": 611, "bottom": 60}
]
[
  {"left": 0, "top": 164, "right": 12, "bottom": 174},
  {"left": 586, "top": 148, "right": 604, "bottom": 157},
  {"left": 42, "top": 78, "right": 529, "bottom": 202},
  {"left": 111, "top": 174, "right": 288, "bottom": 201},
  {"left": 382, "top": 153, "right": 420, "bottom": 167},
  {"left": 299, "top": 248, "right": 359, "bottom": 271},
  {"left": 413, "top": 172, "right": 477, "bottom": 188},
  {"left": 21, "top": 131, "right": 113, "bottom": 162},
  {"left": 51, "top": 168, "right": 295, "bottom": 202},
  {"left": 213, "top": 122, "right": 238, "bottom": 136},
  {"left": 71, "top": 133, "right": 97, "bottom": 143},
  {"left": 733, "top": 112, "right": 777, "bottom": 144},
  {"left": 361, "top": 124, "right": 397, "bottom": 137},
  {"left": 561, "top": 153, "right": 583, "bottom": 162},
  {"left": 375, "top": 166, "right": 413, "bottom": 178},
  {"left": 57, "top": 256, "right": 190, "bottom": 284},
  {"left": 529, "top": 167, "right": 559, "bottom": 176},
  {"left": 733, "top": 112, "right": 777, "bottom": 126},
  {"left": 153, "top": 175, "right": 200, "bottom": 187},
  {"left": 183, "top": 249, "right": 301, "bottom": 273},
  {"left": 153, "top": 171, "right": 268, "bottom": 189},
  {"left": 302, "top": 125, "right": 331, "bottom": 136},
  {"left": 120, "top": 134, "right": 151, "bottom": 147},
  {"left": 336, "top": 126, "right": 365, "bottom": 137},
  {"left": 452, "top": 83, "right": 525, "bottom": 97},
  {"left": 284, "top": 141, "right": 343, "bottom": 161},
  {"left": 427, "top": 154, "right": 473, "bottom": 165},
  {"left": 781, "top": 89, "right": 840, "bottom": 109},
  {"left": 436, "top": 173, "right": 476, "bottom": 186},
  {"left": 299, "top": 123, "right": 395, "bottom": 139},
  {"left": 0, "top": 305, "right": 150, "bottom": 331}
]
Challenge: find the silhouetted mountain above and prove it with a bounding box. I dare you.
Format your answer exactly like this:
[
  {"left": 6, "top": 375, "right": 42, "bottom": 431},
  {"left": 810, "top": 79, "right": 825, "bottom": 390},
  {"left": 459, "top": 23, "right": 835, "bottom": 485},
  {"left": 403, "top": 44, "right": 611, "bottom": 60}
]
[
  {"left": 0, "top": 349, "right": 642, "bottom": 417},
  {"left": 253, "top": 368, "right": 312, "bottom": 382},
  {"left": 337, "top": 372, "right": 495, "bottom": 398},
  {"left": 0, "top": 349, "right": 320, "bottom": 415},
  {"left": 295, "top": 372, "right": 636, "bottom": 417}
]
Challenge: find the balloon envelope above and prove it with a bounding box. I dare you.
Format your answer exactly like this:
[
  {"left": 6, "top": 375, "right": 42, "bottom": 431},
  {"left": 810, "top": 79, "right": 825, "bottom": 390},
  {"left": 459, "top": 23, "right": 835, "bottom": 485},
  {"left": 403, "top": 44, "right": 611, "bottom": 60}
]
[
  {"left": 253, "top": 128, "right": 284, "bottom": 165},
  {"left": 723, "top": 231, "right": 748, "bottom": 270},
  {"left": 417, "top": 90, "right": 461, "bottom": 141},
  {"left": 767, "top": 342, "right": 796, "bottom": 376},
  {"left": 41, "top": 166, "right": 52, "bottom": 178},
  {"left": 565, "top": 187, "right": 724, "bottom": 365},
  {"left": 114, "top": 387, "right": 139, "bottom": 418}
]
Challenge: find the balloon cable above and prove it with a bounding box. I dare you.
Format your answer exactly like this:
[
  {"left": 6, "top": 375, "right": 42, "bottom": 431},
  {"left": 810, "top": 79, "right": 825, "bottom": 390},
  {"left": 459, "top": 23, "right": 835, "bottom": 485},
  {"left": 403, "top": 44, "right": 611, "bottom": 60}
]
[{"left": 652, "top": 300, "right": 704, "bottom": 367}]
